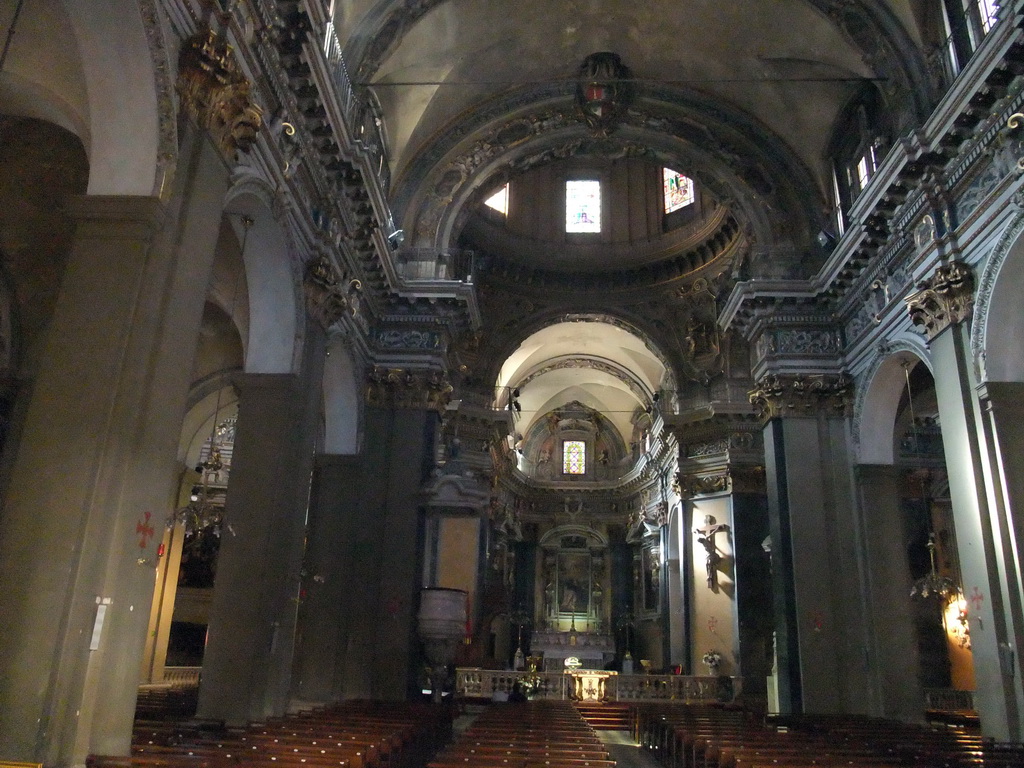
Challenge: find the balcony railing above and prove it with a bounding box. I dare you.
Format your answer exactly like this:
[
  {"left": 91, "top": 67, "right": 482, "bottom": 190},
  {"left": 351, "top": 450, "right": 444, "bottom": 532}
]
[{"left": 455, "top": 668, "right": 739, "bottom": 703}]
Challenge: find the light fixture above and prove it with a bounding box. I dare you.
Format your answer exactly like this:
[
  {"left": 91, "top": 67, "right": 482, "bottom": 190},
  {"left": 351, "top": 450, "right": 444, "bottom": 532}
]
[
  {"left": 167, "top": 215, "right": 252, "bottom": 536},
  {"left": 911, "top": 533, "right": 958, "bottom": 599}
]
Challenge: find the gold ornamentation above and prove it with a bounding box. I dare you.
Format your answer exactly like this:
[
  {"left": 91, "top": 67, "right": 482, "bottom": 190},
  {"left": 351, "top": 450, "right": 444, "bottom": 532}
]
[
  {"left": 748, "top": 373, "right": 853, "bottom": 421},
  {"left": 177, "top": 28, "right": 262, "bottom": 161},
  {"left": 365, "top": 367, "right": 453, "bottom": 411},
  {"left": 904, "top": 260, "right": 975, "bottom": 340}
]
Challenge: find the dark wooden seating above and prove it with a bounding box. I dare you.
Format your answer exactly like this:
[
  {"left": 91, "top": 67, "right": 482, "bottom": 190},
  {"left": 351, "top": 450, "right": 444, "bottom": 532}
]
[
  {"left": 129, "top": 700, "right": 451, "bottom": 768},
  {"left": 636, "top": 703, "right": 1024, "bottom": 768},
  {"left": 429, "top": 701, "right": 611, "bottom": 768}
]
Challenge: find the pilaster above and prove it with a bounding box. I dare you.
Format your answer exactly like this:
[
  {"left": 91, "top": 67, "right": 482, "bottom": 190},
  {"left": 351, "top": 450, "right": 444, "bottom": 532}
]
[
  {"left": 0, "top": 128, "right": 228, "bottom": 765},
  {"left": 752, "top": 373, "right": 866, "bottom": 714},
  {"left": 910, "top": 261, "right": 1024, "bottom": 739}
]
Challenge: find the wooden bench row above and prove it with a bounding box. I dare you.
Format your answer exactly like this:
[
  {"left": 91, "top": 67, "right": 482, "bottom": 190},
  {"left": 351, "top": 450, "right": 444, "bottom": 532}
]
[
  {"left": 636, "top": 703, "right": 1024, "bottom": 768},
  {"left": 130, "top": 700, "right": 452, "bottom": 768},
  {"left": 430, "top": 701, "right": 611, "bottom": 768}
]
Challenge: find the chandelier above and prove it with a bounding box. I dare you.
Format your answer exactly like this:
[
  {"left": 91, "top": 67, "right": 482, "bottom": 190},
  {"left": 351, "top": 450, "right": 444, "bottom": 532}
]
[{"left": 911, "top": 533, "right": 958, "bottom": 599}]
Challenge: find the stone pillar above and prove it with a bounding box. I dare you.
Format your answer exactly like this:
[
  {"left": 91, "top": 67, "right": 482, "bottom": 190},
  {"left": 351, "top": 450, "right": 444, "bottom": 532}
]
[
  {"left": 751, "top": 374, "right": 868, "bottom": 714},
  {"left": 196, "top": 342, "right": 323, "bottom": 723},
  {"left": 854, "top": 464, "right": 923, "bottom": 721},
  {"left": 0, "top": 131, "right": 228, "bottom": 764},
  {"left": 732, "top": 484, "right": 772, "bottom": 705},
  {"left": 314, "top": 367, "right": 448, "bottom": 700},
  {"left": 291, "top": 453, "right": 362, "bottom": 703},
  {"left": 907, "top": 262, "right": 1024, "bottom": 740}
]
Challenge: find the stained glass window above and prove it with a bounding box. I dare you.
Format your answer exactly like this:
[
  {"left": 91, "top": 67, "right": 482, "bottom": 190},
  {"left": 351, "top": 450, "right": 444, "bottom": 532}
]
[
  {"left": 563, "top": 440, "right": 586, "bottom": 474},
  {"left": 663, "top": 169, "right": 695, "bottom": 213},
  {"left": 484, "top": 183, "right": 509, "bottom": 215},
  {"left": 566, "top": 180, "right": 601, "bottom": 232}
]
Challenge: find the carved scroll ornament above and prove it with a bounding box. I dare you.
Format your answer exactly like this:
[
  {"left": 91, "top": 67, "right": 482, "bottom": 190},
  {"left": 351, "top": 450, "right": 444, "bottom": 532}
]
[{"left": 905, "top": 260, "right": 975, "bottom": 340}]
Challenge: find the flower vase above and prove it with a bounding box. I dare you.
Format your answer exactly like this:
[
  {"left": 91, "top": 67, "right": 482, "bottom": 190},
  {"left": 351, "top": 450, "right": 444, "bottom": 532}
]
[{"left": 706, "top": 661, "right": 720, "bottom": 677}]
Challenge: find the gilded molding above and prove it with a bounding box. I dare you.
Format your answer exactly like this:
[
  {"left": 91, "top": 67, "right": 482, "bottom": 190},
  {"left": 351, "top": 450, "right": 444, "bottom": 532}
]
[
  {"left": 177, "top": 28, "right": 263, "bottom": 162},
  {"left": 748, "top": 373, "right": 854, "bottom": 421},
  {"left": 904, "top": 260, "right": 975, "bottom": 340},
  {"left": 365, "top": 366, "right": 453, "bottom": 411}
]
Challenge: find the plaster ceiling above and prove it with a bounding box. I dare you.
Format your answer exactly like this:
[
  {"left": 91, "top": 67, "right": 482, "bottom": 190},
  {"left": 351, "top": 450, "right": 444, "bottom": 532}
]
[
  {"left": 495, "top": 320, "right": 667, "bottom": 444},
  {"left": 335, "top": 1, "right": 928, "bottom": 436},
  {"left": 341, "top": 0, "right": 927, "bottom": 193}
]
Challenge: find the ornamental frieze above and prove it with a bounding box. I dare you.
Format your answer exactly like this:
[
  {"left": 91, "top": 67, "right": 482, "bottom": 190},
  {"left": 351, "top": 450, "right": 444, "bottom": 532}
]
[
  {"left": 365, "top": 366, "right": 453, "bottom": 411},
  {"left": 748, "top": 373, "right": 854, "bottom": 421},
  {"left": 177, "top": 28, "right": 262, "bottom": 161},
  {"left": 756, "top": 328, "right": 842, "bottom": 360},
  {"left": 905, "top": 260, "right": 975, "bottom": 340},
  {"left": 676, "top": 472, "right": 730, "bottom": 499}
]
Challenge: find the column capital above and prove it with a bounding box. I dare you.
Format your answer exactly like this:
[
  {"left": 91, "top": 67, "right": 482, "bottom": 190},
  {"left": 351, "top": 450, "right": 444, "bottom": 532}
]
[
  {"left": 905, "top": 260, "right": 975, "bottom": 340},
  {"left": 365, "top": 366, "right": 453, "bottom": 411},
  {"left": 748, "top": 372, "right": 853, "bottom": 422}
]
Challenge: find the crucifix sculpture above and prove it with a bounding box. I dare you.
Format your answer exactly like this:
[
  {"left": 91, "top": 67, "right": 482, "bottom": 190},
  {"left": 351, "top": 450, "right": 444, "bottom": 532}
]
[{"left": 694, "top": 515, "right": 729, "bottom": 589}]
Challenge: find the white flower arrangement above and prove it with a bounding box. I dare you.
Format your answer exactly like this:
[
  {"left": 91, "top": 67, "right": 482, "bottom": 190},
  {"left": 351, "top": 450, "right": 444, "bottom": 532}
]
[{"left": 702, "top": 650, "right": 722, "bottom": 667}]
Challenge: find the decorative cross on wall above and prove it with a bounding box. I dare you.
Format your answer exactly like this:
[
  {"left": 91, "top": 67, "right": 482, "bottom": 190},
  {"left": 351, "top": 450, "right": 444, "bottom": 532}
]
[{"left": 136, "top": 511, "right": 155, "bottom": 550}]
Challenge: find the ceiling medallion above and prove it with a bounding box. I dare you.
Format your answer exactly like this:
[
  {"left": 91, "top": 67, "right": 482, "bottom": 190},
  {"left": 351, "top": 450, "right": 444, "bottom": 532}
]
[{"left": 575, "top": 52, "right": 634, "bottom": 135}]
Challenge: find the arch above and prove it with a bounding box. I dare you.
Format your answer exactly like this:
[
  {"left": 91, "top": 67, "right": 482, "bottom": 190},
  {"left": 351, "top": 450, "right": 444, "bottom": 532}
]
[
  {"left": 179, "top": 372, "right": 240, "bottom": 469},
  {"left": 856, "top": 340, "right": 932, "bottom": 465},
  {"left": 322, "top": 334, "right": 361, "bottom": 454},
  {"left": 975, "top": 208, "right": 1024, "bottom": 384},
  {"left": 223, "top": 179, "right": 301, "bottom": 375},
  {"left": 57, "top": 0, "right": 168, "bottom": 195}
]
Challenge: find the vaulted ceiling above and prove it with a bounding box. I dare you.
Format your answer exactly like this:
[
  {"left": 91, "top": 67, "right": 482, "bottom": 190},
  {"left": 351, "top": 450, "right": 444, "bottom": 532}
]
[{"left": 333, "top": 0, "right": 934, "bottom": 417}]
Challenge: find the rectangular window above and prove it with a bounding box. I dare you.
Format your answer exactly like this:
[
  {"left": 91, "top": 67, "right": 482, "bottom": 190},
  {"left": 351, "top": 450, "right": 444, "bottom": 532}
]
[
  {"left": 978, "top": 0, "right": 999, "bottom": 33},
  {"left": 663, "top": 169, "right": 695, "bottom": 213},
  {"left": 856, "top": 155, "right": 870, "bottom": 191},
  {"left": 563, "top": 440, "right": 586, "bottom": 474},
  {"left": 566, "top": 180, "right": 601, "bottom": 233}
]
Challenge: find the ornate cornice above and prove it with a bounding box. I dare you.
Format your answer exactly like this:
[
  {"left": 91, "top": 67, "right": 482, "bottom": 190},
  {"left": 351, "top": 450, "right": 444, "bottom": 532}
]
[
  {"left": 905, "top": 260, "right": 975, "bottom": 340},
  {"left": 748, "top": 373, "right": 854, "bottom": 421},
  {"left": 176, "top": 27, "right": 263, "bottom": 162},
  {"left": 365, "top": 366, "right": 453, "bottom": 411}
]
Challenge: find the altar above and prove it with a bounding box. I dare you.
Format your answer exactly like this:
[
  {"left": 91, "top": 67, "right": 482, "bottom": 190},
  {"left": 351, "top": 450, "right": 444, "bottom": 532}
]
[
  {"left": 569, "top": 669, "right": 616, "bottom": 701},
  {"left": 531, "top": 629, "right": 615, "bottom": 672}
]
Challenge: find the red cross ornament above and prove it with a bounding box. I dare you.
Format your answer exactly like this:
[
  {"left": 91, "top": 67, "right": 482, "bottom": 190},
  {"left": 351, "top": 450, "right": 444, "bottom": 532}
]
[
  {"left": 969, "top": 586, "right": 985, "bottom": 612},
  {"left": 136, "top": 511, "right": 155, "bottom": 550}
]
